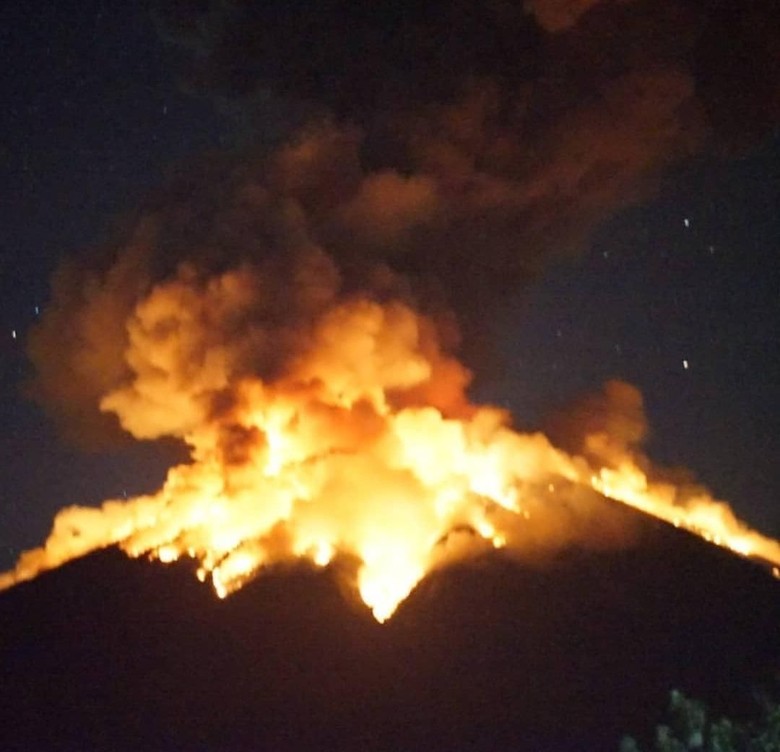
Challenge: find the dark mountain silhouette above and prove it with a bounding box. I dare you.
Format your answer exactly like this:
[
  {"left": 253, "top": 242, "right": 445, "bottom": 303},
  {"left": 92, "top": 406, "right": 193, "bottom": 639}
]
[{"left": 2, "top": 497, "right": 779, "bottom": 752}]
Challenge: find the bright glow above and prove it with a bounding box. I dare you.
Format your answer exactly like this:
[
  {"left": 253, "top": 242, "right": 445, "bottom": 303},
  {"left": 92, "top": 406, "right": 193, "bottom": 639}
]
[{"left": 3, "top": 266, "right": 779, "bottom": 621}]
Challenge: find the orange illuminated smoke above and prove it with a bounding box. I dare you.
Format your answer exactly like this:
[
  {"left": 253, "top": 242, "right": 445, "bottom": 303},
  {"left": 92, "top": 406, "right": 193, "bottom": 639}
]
[{"left": 3, "top": 263, "right": 779, "bottom": 621}]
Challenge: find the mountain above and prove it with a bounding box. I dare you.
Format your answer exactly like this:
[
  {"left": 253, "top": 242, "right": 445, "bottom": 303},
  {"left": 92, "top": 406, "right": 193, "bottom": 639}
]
[{"left": 2, "top": 498, "right": 779, "bottom": 752}]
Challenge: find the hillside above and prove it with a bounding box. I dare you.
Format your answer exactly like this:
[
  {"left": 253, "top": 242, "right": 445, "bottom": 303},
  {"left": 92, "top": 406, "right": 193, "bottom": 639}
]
[{"left": 2, "top": 498, "right": 779, "bottom": 752}]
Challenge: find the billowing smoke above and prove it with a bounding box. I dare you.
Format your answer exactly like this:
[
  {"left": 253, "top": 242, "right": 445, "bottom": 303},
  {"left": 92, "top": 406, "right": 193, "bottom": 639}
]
[
  {"left": 33, "top": 0, "right": 780, "bottom": 440},
  {"left": 9, "top": 0, "right": 780, "bottom": 619},
  {"left": 154, "top": 0, "right": 779, "bottom": 147}
]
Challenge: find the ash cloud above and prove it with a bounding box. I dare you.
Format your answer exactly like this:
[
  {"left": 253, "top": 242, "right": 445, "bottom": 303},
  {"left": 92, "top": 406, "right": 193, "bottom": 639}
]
[
  {"left": 154, "top": 0, "right": 779, "bottom": 154},
  {"left": 30, "top": 0, "right": 780, "bottom": 441}
]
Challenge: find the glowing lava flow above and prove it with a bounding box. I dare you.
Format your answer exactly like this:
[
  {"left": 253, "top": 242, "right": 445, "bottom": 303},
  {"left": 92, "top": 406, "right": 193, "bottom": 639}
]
[
  {"left": 2, "top": 264, "right": 779, "bottom": 621},
  {"left": 590, "top": 464, "right": 780, "bottom": 565}
]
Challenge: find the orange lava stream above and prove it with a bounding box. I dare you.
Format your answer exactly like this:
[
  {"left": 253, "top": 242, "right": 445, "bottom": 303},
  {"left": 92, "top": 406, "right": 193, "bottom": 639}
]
[{"left": 589, "top": 464, "right": 780, "bottom": 566}]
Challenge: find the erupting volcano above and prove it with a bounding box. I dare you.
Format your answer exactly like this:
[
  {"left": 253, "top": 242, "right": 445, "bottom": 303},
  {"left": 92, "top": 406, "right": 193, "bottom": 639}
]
[
  {"left": 5, "top": 0, "right": 780, "bottom": 623},
  {"left": 3, "top": 3, "right": 780, "bottom": 750},
  {"left": 3, "top": 222, "right": 779, "bottom": 620},
  {"left": 4, "top": 48, "right": 780, "bottom": 617}
]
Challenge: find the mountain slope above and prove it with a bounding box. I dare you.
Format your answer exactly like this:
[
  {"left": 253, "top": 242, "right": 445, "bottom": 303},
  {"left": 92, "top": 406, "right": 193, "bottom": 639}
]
[{"left": 2, "top": 500, "right": 779, "bottom": 752}]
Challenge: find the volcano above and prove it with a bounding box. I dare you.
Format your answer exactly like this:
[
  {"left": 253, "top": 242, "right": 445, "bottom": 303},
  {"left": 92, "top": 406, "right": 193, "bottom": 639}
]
[{"left": 2, "top": 495, "right": 778, "bottom": 752}]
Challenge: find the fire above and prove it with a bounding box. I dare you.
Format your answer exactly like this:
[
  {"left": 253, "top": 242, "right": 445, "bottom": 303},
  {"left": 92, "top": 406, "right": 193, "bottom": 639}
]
[
  {"left": 2, "top": 261, "right": 779, "bottom": 621},
  {"left": 590, "top": 465, "right": 780, "bottom": 562}
]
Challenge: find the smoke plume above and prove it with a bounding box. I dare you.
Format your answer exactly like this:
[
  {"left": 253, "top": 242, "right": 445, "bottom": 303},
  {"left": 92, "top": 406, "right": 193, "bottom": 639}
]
[
  {"left": 9, "top": 0, "right": 780, "bottom": 619},
  {"left": 34, "top": 0, "right": 780, "bottom": 438}
]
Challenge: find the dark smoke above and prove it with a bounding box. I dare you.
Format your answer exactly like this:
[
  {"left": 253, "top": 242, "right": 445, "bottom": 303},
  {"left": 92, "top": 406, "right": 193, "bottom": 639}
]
[
  {"left": 153, "top": 0, "right": 779, "bottom": 154},
  {"left": 29, "top": 0, "right": 780, "bottom": 442}
]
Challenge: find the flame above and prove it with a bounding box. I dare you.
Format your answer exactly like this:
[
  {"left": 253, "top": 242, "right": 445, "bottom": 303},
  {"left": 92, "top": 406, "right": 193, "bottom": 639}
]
[
  {"left": 590, "top": 464, "right": 780, "bottom": 562},
  {"left": 3, "top": 263, "right": 779, "bottom": 621}
]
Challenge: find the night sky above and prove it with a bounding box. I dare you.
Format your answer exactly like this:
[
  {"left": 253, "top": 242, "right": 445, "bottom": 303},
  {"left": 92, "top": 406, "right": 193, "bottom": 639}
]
[{"left": 1, "top": 1, "right": 778, "bottom": 570}]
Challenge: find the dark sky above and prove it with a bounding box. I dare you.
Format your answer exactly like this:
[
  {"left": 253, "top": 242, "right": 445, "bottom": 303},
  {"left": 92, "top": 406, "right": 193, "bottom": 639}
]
[{"left": 1, "top": 1, "right": 778, "bottom": 569}]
